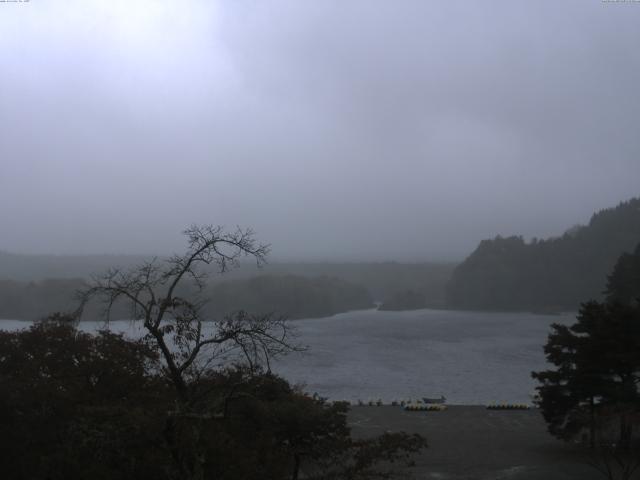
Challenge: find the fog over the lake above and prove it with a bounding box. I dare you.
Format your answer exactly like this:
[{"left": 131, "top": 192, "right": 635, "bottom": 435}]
[{"left": 1, "top": 0, "right": 639, "bottom": 260}]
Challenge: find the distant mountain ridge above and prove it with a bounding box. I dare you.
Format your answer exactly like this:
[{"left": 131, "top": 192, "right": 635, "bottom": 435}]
[
  {"left": 0, "top": 274, "right": 373, "bottom": 321},
  {"left": 0, "top": 251, "right": 454, "bottom": 306},
  {"left": 0, "top": 250, "right": 453, "bottom": 319},
  {"left": 446, "top": 197, "right": 640, "bottom": 311}
]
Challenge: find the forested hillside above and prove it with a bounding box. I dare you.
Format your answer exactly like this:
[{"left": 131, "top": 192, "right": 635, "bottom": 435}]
[
  {"left": 446, "top": 198, "right": 640, "bottom": 311},
  {"left": 0, "top": 274, "right": 373, "bottom": 321},
  {"left": 0, "top": 253, "right": 454, "bottom": 308},
  {"left": 206, "top": 275, "right": 373, "bottom": 319}
]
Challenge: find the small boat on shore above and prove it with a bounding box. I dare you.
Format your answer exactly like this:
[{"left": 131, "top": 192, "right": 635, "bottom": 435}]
[{"left": 423, "top": 395, "right": 446, "bottom": 404}]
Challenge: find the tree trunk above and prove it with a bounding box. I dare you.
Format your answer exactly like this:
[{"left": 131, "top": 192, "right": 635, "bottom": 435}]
[
  {"left": 292, "top": 453, "right": 301, "bottom": 480},
  {"left": 590, "top": 396, "right": 596, "bottom": 449},
  {"left": 619, "top": 413, "right": 631, "bottom": 449}
]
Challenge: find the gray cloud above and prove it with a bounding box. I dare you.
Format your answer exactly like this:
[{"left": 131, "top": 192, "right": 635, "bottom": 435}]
[{"left": 1, "top": 0, "right": 639, "bottom": 260}]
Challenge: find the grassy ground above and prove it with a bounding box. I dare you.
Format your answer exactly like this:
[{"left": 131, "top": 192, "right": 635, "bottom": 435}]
[{"left": 348, "top": 405, "right": 603, "bottom": 480}]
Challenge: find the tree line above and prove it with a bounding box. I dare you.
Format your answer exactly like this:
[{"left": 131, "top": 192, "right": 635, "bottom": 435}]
[
  {"left": 0, "top": 274, "right": 373, "bottom": 321},
  {"left": 447, "top": 198, "right": 640, "bottom": 311},
  {"left": 0, "top": 251, "right": 455, "bottom": 308}
]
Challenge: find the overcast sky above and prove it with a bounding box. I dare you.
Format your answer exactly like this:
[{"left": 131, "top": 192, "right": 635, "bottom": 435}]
[{"left": 1, "top": 0, "right": 639, "bottom": 261}]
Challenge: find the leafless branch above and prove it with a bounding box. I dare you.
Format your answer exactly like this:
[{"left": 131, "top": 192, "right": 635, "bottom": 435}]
[{"left": 77, "top": 225, "right": 298, "bottom": 403}]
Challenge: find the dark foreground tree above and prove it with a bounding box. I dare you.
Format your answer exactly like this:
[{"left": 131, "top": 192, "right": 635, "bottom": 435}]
[
  {"left": 71, "top": 225, "right": 426, "bottom": 480},
  {"left": 532, "top": 301, "right": 640, "bottom": 446},
  {"left": 606, "top": 243, "right": 640, "bottom": 306},
  {"left": 77, "top": 225, "right": 301, "bottom": 479},
  {"left": 533, "top": 247, "right": 640, "bottom": 478},
  {"left": 0, "top": 314, "right": 170, "bottom": 480},
  {"left": 0, "top": 314, "right": 426, "bottom": 480},
  {"left": 194, "top": 368, "right": 426, "bottom": 480}
]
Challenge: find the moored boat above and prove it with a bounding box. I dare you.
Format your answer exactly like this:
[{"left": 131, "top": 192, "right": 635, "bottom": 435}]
[{"left": 422, "top": 395, "right": 446, "bottom": 404}]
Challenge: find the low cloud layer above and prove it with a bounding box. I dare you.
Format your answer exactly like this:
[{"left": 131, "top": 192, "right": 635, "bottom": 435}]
[{"left": 1, "top": 0, "right": 639, "bottom": 260}]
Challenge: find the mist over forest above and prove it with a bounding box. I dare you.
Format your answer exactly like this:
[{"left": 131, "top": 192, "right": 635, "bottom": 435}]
[{"left": 1, "top": 196, "right": 638, "bottom": 320}]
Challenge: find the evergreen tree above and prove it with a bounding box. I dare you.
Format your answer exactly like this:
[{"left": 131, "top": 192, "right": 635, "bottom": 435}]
[
  {"left": 533, "top": 248, "right": 640, "bottom": 448},
  {"left": 606, "top": 243, "right": 640, "bottom": 306}
]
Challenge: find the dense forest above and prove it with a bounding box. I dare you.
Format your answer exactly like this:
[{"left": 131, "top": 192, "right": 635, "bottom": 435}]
[
  {"left": 378, "top": 289, "right": 428, "bottom": 311},
  {"left": 206, "top": 275, "right": 372, "bottom": 319},
  {"left": 0, "top": 256, "right": 453, "bottom": 319},
  {"left": 257, "top": 262, "right": 454, "bottom": 306},
  {"left": 0, "top": 253, "right": 454, "bottom": 303},
  {"left": 0, "top": 253, "right": 453, "bottom": 289},
  {"left": 447, "top": 198, "right": 640, "bottom": 311},
  {"left": 0, "top": 274, "right": 373, "bottom": 321}
]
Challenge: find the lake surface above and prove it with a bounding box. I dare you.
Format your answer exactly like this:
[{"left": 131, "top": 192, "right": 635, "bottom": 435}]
[{"left": 0, "top": 308, "right": 575, "bottom": 404}]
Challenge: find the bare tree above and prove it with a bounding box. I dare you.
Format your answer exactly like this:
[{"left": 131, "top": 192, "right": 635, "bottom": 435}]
[
  {"left": 77, "top": 225, "right": 301, "bottom": 480},
  {"left": 78, "top": 225, "right": 300, "bottom": 397}
]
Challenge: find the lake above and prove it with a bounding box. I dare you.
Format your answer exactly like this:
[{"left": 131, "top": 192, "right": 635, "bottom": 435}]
[{"left": 0, "top": 308, "right": 575, "bottom": 405}]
